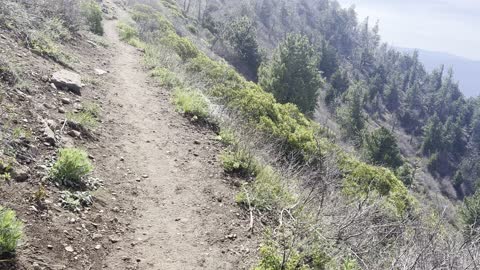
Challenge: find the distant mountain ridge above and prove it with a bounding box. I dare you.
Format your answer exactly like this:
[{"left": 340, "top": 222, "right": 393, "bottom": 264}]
[{"left": 397, "top": 47, "right": 480, "bottom": 97}]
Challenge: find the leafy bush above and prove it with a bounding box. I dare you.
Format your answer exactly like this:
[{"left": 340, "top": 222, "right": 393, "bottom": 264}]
[
  {"left": 0, "top": 57, "right": 18, "bottom": 85},
  {"left": 0, "top": 206, "right": 23, "bottom": 255},
  {"left": 81, "top": 0, "right": 103, "bottom": 35},
  {"left": 160, "top": 33, "right": 199, "bottom": 61},
  {"left": 150, "top": 67, "right": 181, "bottom": 88},
  {"left": 60, "top": 191, "right": 93, "bottom": 212},
  {"left": 217, "top": 129, "right": 237, "bottom": 146},
  {"left": 237, "top": 166, "right": 294, "bottom": 211},
  {"left": 221, "top": 148, "right": 258, "bottom": 177},
  {"left": 117, "top": 22, "right": 144, "bottom": 48},
  {"left": 173, "top": 88, "right": 209, "bottom": 120},
  {"left": 340, "top": 155, "right": 413, "bottom": 215},
  {"left": 50, "top": 148, "right": 93, "bottom": 187}
]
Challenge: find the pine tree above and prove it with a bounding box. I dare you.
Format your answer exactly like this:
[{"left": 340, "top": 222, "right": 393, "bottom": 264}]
[
  {"left": 363, "top": 127, "right": 403, "bottom": 168},
  {"left": 259, "top": 34, "right": 323, "bottom": 114},
  {"left": 421, "top": 114, "right": 443, "bottom": 155}
]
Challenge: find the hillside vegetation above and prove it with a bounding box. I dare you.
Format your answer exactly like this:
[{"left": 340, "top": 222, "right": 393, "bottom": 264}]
[{"left": 116, "top": 0, "right": 480, "bottom": 268}]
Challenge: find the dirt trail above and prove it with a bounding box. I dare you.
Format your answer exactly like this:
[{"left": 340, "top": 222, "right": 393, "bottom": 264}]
[{"left": 91, "top": 4, "right": 257, "bottom": 270}]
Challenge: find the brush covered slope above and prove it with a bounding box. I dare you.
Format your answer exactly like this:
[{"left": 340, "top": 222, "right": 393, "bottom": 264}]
[{"left": 116, "top": 1, "right": 480, "bottom": 269}]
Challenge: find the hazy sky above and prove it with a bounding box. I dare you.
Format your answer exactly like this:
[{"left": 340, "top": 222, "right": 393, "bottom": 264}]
[{"left": 335, "top": 0, "right": 480, "bottom": 61}]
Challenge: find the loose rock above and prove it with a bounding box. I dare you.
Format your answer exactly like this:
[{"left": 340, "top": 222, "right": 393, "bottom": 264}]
[{"left": 51, "top": 70, "right": 84, "bottom": 95}]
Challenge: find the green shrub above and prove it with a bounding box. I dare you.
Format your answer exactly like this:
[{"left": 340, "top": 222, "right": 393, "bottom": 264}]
[
  {"left": 0, "top": 57, "right": 18, "bottom": 85},
  {"left": 221, "top": 148, "right": 258, "bottom": 177},
  {"left": 340, "top": 155, "right": 413, "bottom": 215},
  {"left": 81, "top": 0, "right": 104, "bottom": 35},
  {"left": 160, "top": 33, "right": 199, "bottom": 61},
  {"left": 150, "top": 67, "right": 181, "bottom": 88},
  {"left": 29, "top": 31, "right": 70, "bottom": 64},
  {"left": 50, "top": 148, "right": 93, "bottom": 187},
  {"left": 117, "top": 22, "right": 145, "bottom": 48},
  {"left": 217, "top": 129, "right": 237, "bottom": 146},
  {"left": 66, "top": 102, "right": 99, "bottom": 130},
  {"left": 173, "top": 88, "right": 209, "bottom": 119},
  {"left": 0, "top": 206, "right": 23, "bottom": 255},
  {"left": 67, "top": 111, "right": 97, "bottom": 130},
  {"left": 237, "top": 166, "right": 295, "bottom": 211}
]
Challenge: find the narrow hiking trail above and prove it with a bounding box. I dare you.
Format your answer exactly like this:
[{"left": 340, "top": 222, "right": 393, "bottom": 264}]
[{"left": 90, "top": 3, "right": 258, "bottom": 270}]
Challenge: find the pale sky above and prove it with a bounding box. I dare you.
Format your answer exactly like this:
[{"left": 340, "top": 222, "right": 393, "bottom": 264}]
[{"left": 336, "top": 0, "right": 480, "bottom": 61}]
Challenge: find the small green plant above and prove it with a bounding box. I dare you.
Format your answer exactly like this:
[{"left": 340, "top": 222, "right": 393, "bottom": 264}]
[
  {"left": 117, "top": 22, "right": 144, "bottom": 48},
  {"left": 217, "top": 129, "right": 237, "bottom": 146},
  {"left": 66, "top": 104, "right": 99, "bottom": 130},
  {"left": 81, "top": 0, "right": 104, "bottom": 35},
  {"left": 50, "top": 148, "right": 93, "bottom": 187},
  {"left": 150, "top": 67, "right": 181, "bottom": 88},
  {"left": 173, "top": 88, "right": 209, "bottom": 120},
  {"left": 221, "top": 148, "right": 257, "bottom": 176},
  {"left": 0, "top": 206, "right": 23, "bottom": 255},
  {"left": 12, "top": 127, "right": 32, "bottom": 140},
  {"left": 0, "top": 57, "right": 19, "bottom": 85},
  {"left": 60, "top": 191, "right": 93, "bottom": 212},
  {"left": 236, "top": 166, "right": 294, "bottom": 211}
]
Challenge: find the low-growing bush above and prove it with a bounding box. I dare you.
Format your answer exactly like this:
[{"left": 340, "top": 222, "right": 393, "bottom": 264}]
[
  {"left": 237, "top": 166, "right": 295, "bottom": 211},
  {"left": 217, "top": 128, "right": 237, "bottom": 146},
  {"left": 81, "top": 0, "right": 104, "bottom": 35},
  {"left": 117, "top": 21, "right": 145, "bottom": 48},
  {"left": 173, "top": 88, "right": 209, "bottom": 120},
  {"left": 50, "top": 148, "right": 93, "bottom": 187},
  {"left": 0, "top": 57, "right": 19, "bottom": 85},
  {"left": 66, "top": 104, "right": 99, "bottom": 131},
  {"left": 0, "top": 206, "right": 23, "bottom": 255},
  {"left": 221, "top": 148, "right": 258, "bottom": 177},
  {"left": 150, "top": 67, "right": 181, "bottom": 88},
  {"left": 160, "top": 33, "right": 199, "bottom": 61}
]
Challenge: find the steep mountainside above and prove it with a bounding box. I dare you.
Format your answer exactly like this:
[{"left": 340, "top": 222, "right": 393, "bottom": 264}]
[{"left": 398, "top": 47, "right": 480, "bottom": 97}]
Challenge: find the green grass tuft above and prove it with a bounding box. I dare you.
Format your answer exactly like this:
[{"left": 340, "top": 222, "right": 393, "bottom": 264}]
[
  {"left": 0, "top": 206, "right": 23, "bottom": 255},
  {"left": 173, "top": 88, "right": 209, "bottom": 120},
  {"left": 50, "top": 148, "right": 93, "bottom": 188}
]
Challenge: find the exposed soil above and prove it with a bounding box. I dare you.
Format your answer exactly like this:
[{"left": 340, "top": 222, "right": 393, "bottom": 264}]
[
  {"left": 1, "top": 1, "right": 258, "bottom": 269},
  {"left": 95, "top": 4, "right": 258, "bottom": 269}
]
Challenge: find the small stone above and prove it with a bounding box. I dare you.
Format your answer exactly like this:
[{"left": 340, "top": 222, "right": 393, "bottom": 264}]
[
  {"left": 68, "top": 130, "right": 81, "bottom": 138},
  {"left": 58, "top": 107, "right": 66, "bottom": 113},
  {"left": 92, "top": 233, "right": 103, "bottom": 240},
  {"left": 32, "top": 262, "right": 41, "bottom": 270},
  {"left": 142, "top": 175, "right": 149, "bottom": 179},
  {"left": 65, "top": 245, "right": 74, "bottom": 252},
  {"left": 120, "top": 157, "right": 125, "bottom": 162},
  {"left": 95, "top": 244, "right": 102, "bottom": 250},
  {"left": 109, "top": 235, "right": 122, "bottom": 243},
  {"left": 225, "top": 234, "right": 237, "bottom": 240},
  {"left": 47, "top": 245, "right": 53, "bottom": 249},
  {"left": 61, "top": 97, "right": 71, "bottom": 104},
  {"left": 194, "top": 140, "right": 201, "bottom": 145},
  {"left": 94, "top": 68, "right": 108, "bottom": 75}
]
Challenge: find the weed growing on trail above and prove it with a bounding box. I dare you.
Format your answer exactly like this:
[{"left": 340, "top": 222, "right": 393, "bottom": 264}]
[
  {"left": 0, "top": 206, "right": 23, "bottom": 255},
  {"left": 50, "top": 148, "right": 93, "bottom": 188},
  {"left": 117, "top": 21, "right": 144, "bottom": 48},
  {"left": 173, "top": 88, "right": 209, "bottom": 120}
]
